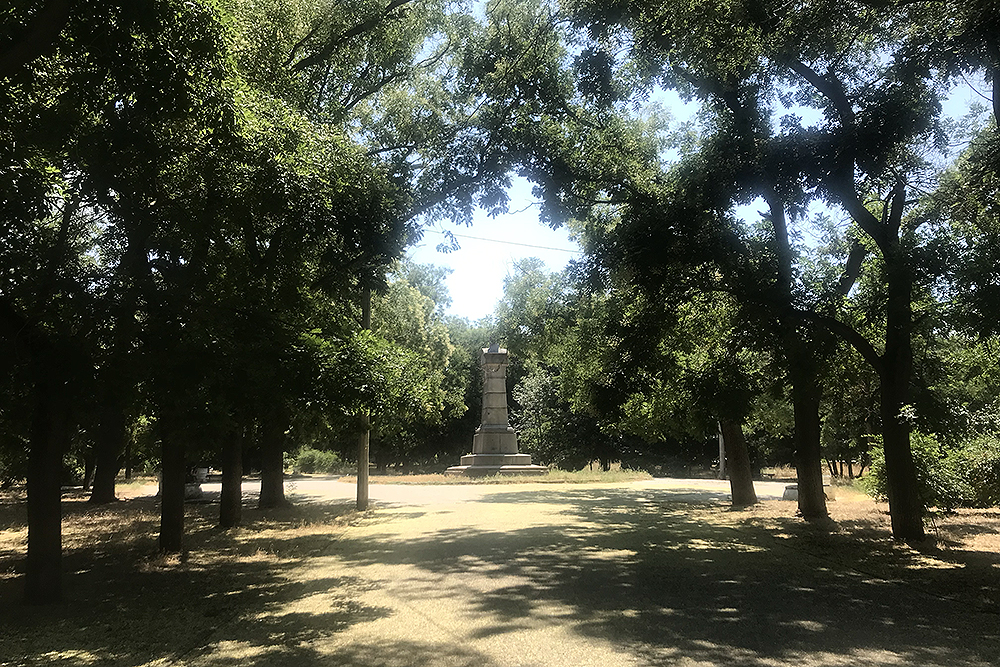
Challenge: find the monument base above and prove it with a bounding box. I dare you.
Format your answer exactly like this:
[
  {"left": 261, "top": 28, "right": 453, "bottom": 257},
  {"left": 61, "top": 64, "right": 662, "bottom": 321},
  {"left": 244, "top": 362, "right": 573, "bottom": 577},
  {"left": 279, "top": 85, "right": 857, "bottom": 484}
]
[
  {"left": 449, "top": 344, "right": 547, "bottom": 477},
  {"left": 460, "top": 453, "right": 533, "bottom": 466},
  {"left": 446, "top": 453, "right": 548, "bottom": 477},
  {"left": 472, "top": 426, "right": 520, "bottom": 455}
]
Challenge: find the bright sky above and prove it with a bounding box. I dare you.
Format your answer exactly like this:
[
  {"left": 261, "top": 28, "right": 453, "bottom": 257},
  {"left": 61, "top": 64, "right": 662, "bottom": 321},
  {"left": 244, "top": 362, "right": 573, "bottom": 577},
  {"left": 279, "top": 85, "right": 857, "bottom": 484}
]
[
  {"left": 406, "top": 176, "right": 582, "bottom": 322},
  {"left": 406, "top": 89, "right": 700, "bottom": 322},
  {"left": 406, "top": 77, "right": 985, "bottom": 322}
]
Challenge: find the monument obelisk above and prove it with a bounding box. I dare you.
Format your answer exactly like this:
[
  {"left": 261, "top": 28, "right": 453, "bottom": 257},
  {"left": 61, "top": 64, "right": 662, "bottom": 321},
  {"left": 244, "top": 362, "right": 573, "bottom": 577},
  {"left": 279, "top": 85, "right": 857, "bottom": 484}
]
[{"left": 447, "top": 344, "right": 547, "bottom": 476}]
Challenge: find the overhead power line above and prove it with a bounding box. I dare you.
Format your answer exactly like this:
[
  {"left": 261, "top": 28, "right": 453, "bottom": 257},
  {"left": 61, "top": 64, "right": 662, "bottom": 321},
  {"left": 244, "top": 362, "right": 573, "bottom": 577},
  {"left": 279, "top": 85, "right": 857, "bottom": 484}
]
[{"left": 424, "top": 229, "right": 582, "bottom": 254}]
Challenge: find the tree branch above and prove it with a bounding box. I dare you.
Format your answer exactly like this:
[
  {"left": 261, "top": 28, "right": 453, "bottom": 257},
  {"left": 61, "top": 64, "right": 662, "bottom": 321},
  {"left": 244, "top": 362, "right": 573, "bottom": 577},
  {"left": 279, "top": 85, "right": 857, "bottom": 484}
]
[
  {"left": 798, "top": 308, "right": 883, "bottom": 374},
  {"left": 0, "top": 0, "right": 72, "bottom": 79},
  {"left": 366, "top": 143, "right": 419, "bottom": 156},
  {"left": 289, "top": 0, "right": 414, "bottom": 73},
  {"left": 887, "top": 175, "right": 906, "bottom": 238},
  {"left": 284, "top": 21, "right": 325, "bottom": 68},
  {"left": 785, "top": 59, "right": 855, "bottom": 125},
  {"left": 342, "top": 67, "right": 410, "bottom": 113},
  {"left": 0, "top": 298, "right": 47, "bottom": 359},
  {"left": 825, "top": 173, "right": 890, "bottom": 251},
  {"left": 834, "top": 239, "right": 867, "bottom": 296},
  {"left": 37, "top": 185, "right": 83, "bottom": 313},
  {"left": 762, "top": 186, "right": 793, "bottom": 294}
]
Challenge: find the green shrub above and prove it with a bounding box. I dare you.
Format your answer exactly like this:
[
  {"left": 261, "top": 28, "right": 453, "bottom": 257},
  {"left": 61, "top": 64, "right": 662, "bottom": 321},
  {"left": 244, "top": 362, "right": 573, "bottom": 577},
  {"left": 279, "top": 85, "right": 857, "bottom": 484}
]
[
  {"left": 862, "top": 432, "right": 1000, "bottom": 510},
  {"left": 861, "top": 432, "right": 970, "bottom": 510},
  {"left": 63, "top": 453, "right": 86, "bottom": 486},
  {"left": 293, "top": 448, "right": 347, "bottom": 475},
  {"left": 0, "top": 442, "right": 27, "bottom": 488},
  {"left": 948, "top": 436, "right": 1000, "bottom": 507}
]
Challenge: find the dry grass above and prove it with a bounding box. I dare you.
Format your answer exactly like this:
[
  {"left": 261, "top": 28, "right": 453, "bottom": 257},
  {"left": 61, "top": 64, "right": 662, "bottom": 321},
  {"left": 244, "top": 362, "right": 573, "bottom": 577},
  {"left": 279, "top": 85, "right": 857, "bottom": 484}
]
[
  {"left": 1, "top": 487, "right": 366, "bottom": 667},
  {"left": 720, "top": 484, "right": 1000, "bottom": 613}
]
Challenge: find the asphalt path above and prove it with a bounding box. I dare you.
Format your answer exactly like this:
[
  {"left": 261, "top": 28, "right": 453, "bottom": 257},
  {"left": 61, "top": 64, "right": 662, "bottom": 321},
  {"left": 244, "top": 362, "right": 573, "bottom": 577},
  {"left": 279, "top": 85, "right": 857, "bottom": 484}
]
[{"left": 178, "top": 478, "right": 995, "bottom": 667}]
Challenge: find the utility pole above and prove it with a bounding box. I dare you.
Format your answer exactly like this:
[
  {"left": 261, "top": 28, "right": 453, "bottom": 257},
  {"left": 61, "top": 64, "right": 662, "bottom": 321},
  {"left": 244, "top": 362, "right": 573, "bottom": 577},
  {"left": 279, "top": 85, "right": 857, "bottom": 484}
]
[{"left": 357, "top": 283, "right": 371, "bottom": 511}]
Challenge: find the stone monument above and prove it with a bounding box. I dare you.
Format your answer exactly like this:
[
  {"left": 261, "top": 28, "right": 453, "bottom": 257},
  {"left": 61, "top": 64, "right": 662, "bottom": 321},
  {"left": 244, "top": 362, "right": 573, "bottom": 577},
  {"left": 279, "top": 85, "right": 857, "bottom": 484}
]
[{"left": 446, "top": 344, "right": 547, "bottom": 477}]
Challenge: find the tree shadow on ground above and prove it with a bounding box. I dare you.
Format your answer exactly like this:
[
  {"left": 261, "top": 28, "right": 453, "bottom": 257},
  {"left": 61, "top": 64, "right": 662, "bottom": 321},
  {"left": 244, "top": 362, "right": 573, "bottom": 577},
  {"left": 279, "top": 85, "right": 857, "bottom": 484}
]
[
  {"left": 304, "top": 486, "right": 1000, "bottom": 667},
  {"left": 2, "top": 484, "right": 999, "bottom": 666},
  {"left": 0, "top": 495, "right": 392, "bottom": 667}
]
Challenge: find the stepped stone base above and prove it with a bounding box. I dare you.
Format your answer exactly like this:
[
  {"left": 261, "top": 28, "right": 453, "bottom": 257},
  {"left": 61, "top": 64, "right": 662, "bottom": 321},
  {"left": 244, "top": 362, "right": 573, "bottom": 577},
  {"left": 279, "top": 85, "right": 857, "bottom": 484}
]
[
  {"left": 460, "top": 453, "right": 533, "bottom": 466},
  {"left": 446, "top": 453, "right": 548, "bottom": 477},
  {"left": 448, "top": 344, "right": 547, "bottom": 477}
]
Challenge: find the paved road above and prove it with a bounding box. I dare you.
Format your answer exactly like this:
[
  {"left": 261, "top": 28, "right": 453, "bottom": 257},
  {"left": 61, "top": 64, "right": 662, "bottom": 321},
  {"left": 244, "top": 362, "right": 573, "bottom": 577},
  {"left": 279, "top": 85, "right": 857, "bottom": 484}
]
[{"left": 177, "top": 478, "right": 994, "bottom": 667}]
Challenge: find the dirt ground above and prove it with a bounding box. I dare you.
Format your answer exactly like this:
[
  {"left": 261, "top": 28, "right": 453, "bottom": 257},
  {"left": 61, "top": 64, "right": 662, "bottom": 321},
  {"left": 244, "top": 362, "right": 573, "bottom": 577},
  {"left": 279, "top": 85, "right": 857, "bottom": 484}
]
[{"left": 0, "top": 478, "right": 998, "bottom": 666}]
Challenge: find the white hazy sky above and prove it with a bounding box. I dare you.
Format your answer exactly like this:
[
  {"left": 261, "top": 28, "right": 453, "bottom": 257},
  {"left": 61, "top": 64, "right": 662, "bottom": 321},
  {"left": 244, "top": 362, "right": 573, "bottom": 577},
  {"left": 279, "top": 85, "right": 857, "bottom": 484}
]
[
  {"left": 406, "top": 89, "right": 699, "bottom": 322},
  {"left": 406, "top": 176, "right": 582, "bottom": 321}
]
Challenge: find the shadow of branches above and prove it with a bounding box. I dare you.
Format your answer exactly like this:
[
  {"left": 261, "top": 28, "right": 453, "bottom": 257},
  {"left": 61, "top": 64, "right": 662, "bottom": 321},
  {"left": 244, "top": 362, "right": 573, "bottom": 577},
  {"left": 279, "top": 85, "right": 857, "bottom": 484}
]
[
  {"left": 1, "top": 484, "right": 998, "bottom": 666},
  {"left": 297, "top": 486, "right": 1000, "bottom": 667},
  {"left": 0, "top": 496, "right": 391, "bottom": 667}
]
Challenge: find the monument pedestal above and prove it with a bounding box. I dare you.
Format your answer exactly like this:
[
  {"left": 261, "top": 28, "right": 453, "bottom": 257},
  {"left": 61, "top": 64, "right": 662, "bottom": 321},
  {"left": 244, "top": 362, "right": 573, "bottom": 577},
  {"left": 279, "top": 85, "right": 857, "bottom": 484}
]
[{"left": 447, "top": 345, "right": 547, "bottom": 477}]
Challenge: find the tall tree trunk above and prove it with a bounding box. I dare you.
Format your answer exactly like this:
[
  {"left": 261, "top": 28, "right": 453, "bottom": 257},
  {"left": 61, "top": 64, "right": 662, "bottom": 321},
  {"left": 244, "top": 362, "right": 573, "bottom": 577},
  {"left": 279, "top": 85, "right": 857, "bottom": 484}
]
[
  {"left": 219, "top": 427, "right": 243, "bottom": 528},
  {"left": 258, "top": 410, "right": 287, "bottom": 509},
  {"left": 825, "top": 147, "right": 923, "bottom": 539},
  {"left": 89, "top": 403, "right": 125, "bottom": 503},
  {"left": 880, "top": 253, "right": 924, "bottom": 539},
  {"left": 765, "top": 188, "right": 827, "bottom": 518},
  {"left": 24, "top": 363, "right": 71, "bottom": 604},
  {"left": 82, "top": 448, "right": 96, "bottom": 492},
  {"left": 3, "top": 301, "right": 78, "bottom": 603},
  {"left": 159, "top": 434, "right": 186, "bottom": 553},
  {"left": 790, "top": 357, "right": 828, "bottom": 519},
  {"left": 720, "top": 420, "right": 758, "bottom": 507},
  {"left": 91, "top": 218, "right": 149, "bottom": 504}
]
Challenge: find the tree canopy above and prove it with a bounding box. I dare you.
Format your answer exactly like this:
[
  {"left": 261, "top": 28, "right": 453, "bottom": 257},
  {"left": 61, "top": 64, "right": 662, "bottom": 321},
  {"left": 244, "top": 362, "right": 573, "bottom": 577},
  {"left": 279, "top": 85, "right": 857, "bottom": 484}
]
[{"left": 3, "top": 0, "right": 1000, "bottom": 604}]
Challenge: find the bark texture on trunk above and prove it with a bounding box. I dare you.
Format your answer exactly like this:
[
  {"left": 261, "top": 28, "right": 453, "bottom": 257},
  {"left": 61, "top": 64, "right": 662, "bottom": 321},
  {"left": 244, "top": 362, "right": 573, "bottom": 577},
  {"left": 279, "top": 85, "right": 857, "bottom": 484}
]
[
  {"left": 258, "top": 411, "right": 287, "bottom": 509},
  {"left": 880, "top": 246, "right": 924, "bottom": 540},
  {"left": 790, "top": 357, "right": 828, "bottom": 519},
  {"left": 720, "top": 420, "right": 758, "bottom": 507},
  {"left": 881, "top": 401, "right": 923, "bottom": 539},
  {"left": 158, "top": 436, "right": 186, "bottom": 553},
  {"left": 24, "top": 365, "right": 71, "bottom": 604},
  {"left": 88, "top": 405, "right": 125, "bottom": 504},
  {"left": 219, "top": 428, "right": 243, "bottom": 528}
]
